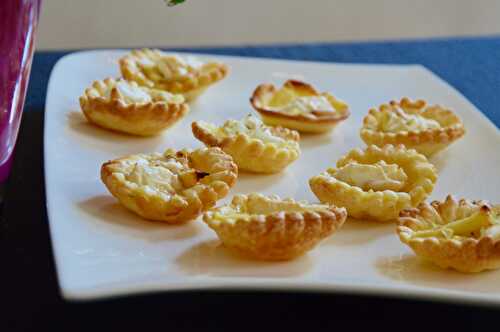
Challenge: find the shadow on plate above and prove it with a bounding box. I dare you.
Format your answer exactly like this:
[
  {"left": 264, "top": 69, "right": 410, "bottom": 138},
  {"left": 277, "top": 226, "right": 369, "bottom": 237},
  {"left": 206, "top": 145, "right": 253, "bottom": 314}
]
[
  {"left": 66, "top": 111, "right": 170, "bottom": 153},
  {"left": 234, "top": 171, "right": 297, "bottom": 194},
  {"left": 376, "top": 253, "right": 500, "bottom": 293},
  {"left": 429, "top": 149, "right": 451, "bottom": 173},
  {"left": 324, "top": 217, "right": 393, "bottom": 246},
  {"left": 299, "top": 133, "right": 334, "bottom": 149},
  {"left": 176, "top": 239, "right": 314, "bottom": 278},
  {"left": 67, "top": 111, "right": 134, "bottom": 141},
  {"left": 77, "top": 195, "right": 202, "bottom": 242}
]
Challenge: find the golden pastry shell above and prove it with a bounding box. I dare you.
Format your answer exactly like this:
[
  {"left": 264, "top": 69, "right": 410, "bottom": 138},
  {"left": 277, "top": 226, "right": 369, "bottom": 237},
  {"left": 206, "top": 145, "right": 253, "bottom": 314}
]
[
  {"left": 250, "top": 80, "right": 350, "bottom": 133},
  {"left": 360, "top": 97, "right": 465, "bottom": 156},
  {"left": 203, "top": 193, "right": 347, "bottom": 260},
  {"left": 79, "top": 78, "right": 188, "bottom": 136},
  {"left": 309, "top": 144, "right": 437, "bottom": 222},
  {"left": 101, "top": 147, "right": 238, "bottom": 224},
  {"left": 397, "top": 195, "right": 500, "bottom": 273},
  {"left": 119, "top": 48, "right": 229, "bottom": 102},
  {"left": 191, "top": 120, "right": 300, "bottom": 174}
]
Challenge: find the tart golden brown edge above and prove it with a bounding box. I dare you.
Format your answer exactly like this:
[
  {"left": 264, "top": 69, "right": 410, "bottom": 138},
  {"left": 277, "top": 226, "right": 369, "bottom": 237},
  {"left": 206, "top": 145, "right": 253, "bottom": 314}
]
[
  {"left": 192, "top": 115, "right": 300, "bottom": 174},
  {"left": 250, "top": 80, "right": 350, "bottom": 133},
  {"left": 119, "top": 48, "right": 228, "bottom": 102},
  {"left": 360, "top": 97, "right": 465, "bottom": 156},
  {"left": 203, "top": 193, "right": 347, "bottom": 260},
  {"left": 79, "top": 77, "right": 188, "bottom": 136},
  {"left": 309, "top": 144, "right": 437, "bottom": 222},
  {"left": 397, "top": 195, "right": 500, "bottom": 273},
  {"left": 101, "top": 147, "right": 237, "bottom": 224}
]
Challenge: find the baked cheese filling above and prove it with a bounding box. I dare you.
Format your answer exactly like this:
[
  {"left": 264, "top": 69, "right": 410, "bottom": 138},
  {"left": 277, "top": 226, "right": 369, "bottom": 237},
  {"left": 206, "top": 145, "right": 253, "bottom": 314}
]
[
  {"left": 278, "top": 96, "right": 336, "bottom": 115},
  {"left": 381, "top": 107, "right": 441, "bottom": 132},
  {"left": 125, "top": 157, "right": 188, "bottom": 195},
  {"left": 107, "top": 80, "right": 152, "bottom": 104},
  {"left": 211, "top": 200, "right": 330, "bottom": 224},
  {"left": 202, "top": 115, "right": 287, "bottom": 145},
  {"left": 137, "top": 53, "right": 204, "bottom": 82},
  {"left": 333, "top": 160, "right": 408, "bottom": 192},
  {"left": 157, "top": 55, "right": 203, "bottom": 79},
  {"left": 104, "top": 79, "right": 184, "bottom": 104},
  {"left": 411, "top": 207, "right": 500, "bottom": 240}
]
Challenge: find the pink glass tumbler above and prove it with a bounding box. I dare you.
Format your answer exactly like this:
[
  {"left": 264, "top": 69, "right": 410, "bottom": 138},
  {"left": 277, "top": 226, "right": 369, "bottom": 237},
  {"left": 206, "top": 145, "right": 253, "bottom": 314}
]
[{"left": 0, "top": 0, "right": 41, "bottom": 192}]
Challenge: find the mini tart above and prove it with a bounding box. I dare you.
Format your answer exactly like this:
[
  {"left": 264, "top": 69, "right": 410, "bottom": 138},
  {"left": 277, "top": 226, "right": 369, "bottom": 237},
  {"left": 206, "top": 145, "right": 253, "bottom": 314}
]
[
  {"left": 397, "top": 195, "right": 500, "bottom": 273},
  {"left": 360, "top": 97, "right": 465, "bottom": 156},
  {"left": 79, "top": 78, "right": 188, "bottom": 136},
  {"left": 203, "top": 193, "right": 347, "bottom": 260},
  {"left": 101, "top": 147, "right": 237, "bottom": 224},
  {"left": 192, "top": 115, "right": 300, "bottom": 174},
  {"left": 250, "top": 80, "right": 350, "bottom": 134},
  {"left": 119, "top": 48, "right": 228, "bottom": 102},
  {"left": 309, "top": 144, "right": 437, "bottom": 222}
]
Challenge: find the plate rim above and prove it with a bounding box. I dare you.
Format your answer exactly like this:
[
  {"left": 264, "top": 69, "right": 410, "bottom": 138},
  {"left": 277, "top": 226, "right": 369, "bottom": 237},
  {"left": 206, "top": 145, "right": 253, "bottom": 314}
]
[{"left": 44, "top": 49, "right": 500, "bottom": 304}]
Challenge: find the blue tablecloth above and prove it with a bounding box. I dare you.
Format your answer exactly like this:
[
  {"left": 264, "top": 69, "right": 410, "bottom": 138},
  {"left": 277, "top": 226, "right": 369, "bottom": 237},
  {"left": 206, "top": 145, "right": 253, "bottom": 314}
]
[{"left": 27, "top": 37, "right": 500, "bottom": 127}]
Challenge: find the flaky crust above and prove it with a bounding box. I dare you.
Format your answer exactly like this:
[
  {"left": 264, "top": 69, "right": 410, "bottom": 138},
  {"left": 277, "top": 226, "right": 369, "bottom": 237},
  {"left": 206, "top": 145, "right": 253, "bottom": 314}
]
[
  {"left": 101, "top": 147, "right": 237, "bottom": 224},
  {"left": 191, "top": 120, "right": 300, "bottom": 174},
  {"left": 309, "top": 144, "right": 437, "bottom": 222},
  {"left": 360, "top": 97, "right": 465, "bottom": 156},
  {"left": 79, "top": 78, "right": 188, "bottom": 136},
  {"left": 397, "top": 195, "right": 500, "bottom": 273},
  {"left": 119, "top": 48, "right": 228, "bottom": 102},
  {"left": 250, "top": 80, "right": 350, "bottom": 133},
  {"left": 203, "top": 193, "right": 347, "bottom": 260}
]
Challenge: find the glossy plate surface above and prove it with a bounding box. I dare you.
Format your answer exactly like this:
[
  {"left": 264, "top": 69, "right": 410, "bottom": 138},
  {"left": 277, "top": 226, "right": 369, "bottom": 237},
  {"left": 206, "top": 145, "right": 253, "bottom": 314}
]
[{"left": 45, "top": 50, "right": 500, "bottom": 302}]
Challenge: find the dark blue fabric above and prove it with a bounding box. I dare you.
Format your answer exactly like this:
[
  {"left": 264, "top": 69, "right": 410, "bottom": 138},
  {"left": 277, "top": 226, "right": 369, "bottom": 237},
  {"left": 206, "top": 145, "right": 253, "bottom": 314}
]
[{"left": 27, "top": 36, "right": 500, "bottom": 126}]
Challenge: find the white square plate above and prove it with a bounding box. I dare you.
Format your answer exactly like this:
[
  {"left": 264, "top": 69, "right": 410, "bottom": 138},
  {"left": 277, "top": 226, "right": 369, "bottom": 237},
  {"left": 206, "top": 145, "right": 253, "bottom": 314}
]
[{"left": 45, "top": 50, "right": 500, "bottom": 303}]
